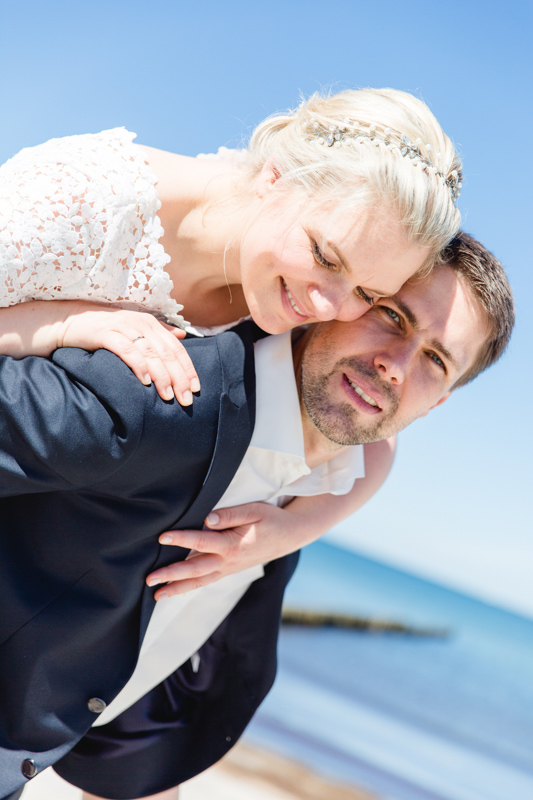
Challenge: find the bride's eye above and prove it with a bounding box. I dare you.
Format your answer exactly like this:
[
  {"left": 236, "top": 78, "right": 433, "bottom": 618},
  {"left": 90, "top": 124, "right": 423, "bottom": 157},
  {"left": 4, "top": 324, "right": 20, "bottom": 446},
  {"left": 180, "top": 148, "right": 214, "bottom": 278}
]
[
  {"left": 312, "top": 241, "right": 338, "bottom": 271},
  {"left": 355, "top": 286, "right": 375, "bottom": 306}
]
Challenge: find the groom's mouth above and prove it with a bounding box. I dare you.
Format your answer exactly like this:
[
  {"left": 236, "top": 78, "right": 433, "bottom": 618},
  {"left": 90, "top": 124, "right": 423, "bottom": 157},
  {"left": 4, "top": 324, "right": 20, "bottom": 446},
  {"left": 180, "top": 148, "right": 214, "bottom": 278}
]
[{"left": 342, "top": 374, "right": 383, "bottom": 414}]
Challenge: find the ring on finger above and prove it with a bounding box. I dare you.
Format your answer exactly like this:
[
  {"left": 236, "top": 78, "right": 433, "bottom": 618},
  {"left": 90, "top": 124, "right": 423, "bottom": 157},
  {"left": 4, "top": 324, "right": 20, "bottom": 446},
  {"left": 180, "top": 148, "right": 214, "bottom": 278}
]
[{"left": 131, "top": 335, "right": 145, "bottom": 343}]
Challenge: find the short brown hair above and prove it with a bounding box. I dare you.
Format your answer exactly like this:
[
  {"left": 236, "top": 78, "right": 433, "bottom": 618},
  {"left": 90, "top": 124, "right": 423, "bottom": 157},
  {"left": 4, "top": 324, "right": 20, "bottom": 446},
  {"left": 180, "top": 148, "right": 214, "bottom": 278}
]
[{"left": 439, "top": 232, "right": 515, "bottom": 388}]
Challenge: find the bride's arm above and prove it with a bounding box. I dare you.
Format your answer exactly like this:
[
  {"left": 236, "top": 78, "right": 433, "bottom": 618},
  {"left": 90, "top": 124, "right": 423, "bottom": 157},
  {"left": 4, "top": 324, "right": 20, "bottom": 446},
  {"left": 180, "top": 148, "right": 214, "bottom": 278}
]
[
  {"left": 146, "top": 437, "right": 396, "bottom": 598},
  {"left": 0, "top": 300, "right": 200, "bottom": 404}
]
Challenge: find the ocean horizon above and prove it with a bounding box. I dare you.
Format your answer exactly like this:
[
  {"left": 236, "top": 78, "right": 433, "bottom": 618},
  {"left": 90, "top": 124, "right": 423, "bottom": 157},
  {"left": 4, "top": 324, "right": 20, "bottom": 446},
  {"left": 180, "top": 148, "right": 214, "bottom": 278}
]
[{"left": 245, "top": 540, "right": 533, "bottom": 800}]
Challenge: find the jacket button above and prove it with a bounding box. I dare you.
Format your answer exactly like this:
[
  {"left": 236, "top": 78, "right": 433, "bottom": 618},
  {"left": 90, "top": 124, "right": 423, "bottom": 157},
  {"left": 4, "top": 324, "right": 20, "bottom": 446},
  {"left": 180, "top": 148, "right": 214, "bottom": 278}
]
[
  {"left": 87, "top": 697, "right": 107, "bottom": 713},
  {"left": 21, "top": 758, "right": 37, "bottom": 778}
]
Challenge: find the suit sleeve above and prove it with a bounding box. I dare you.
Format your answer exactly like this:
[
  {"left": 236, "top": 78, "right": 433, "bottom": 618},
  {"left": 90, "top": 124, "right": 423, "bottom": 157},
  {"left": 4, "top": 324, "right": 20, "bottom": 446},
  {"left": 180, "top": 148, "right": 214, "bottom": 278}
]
[{"left": 0, "top": 349, "right": 146, "bottom": 497}]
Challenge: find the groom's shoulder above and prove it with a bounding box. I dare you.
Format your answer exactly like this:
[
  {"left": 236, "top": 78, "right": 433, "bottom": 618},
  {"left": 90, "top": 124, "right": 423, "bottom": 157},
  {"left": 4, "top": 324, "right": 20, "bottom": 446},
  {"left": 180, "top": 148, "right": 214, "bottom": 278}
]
[
  {"left": 51, "top": 323, "right": 256, "bottom": 401},
  {"left": 48, "top": 328, "right": 256, "bottom": 485},
  {"left": 50, "top": 324, "right": 257, "bottom": 434},
  {"left": 183, "top": 324, "right": 258, "bottom": 405}
]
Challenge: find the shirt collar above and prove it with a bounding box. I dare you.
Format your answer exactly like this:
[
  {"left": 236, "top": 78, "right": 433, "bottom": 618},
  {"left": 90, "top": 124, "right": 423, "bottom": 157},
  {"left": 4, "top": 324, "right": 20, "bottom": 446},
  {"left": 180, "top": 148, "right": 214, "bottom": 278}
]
[{"left": 250, "top": 332, "right": 306, "bottom": 464}]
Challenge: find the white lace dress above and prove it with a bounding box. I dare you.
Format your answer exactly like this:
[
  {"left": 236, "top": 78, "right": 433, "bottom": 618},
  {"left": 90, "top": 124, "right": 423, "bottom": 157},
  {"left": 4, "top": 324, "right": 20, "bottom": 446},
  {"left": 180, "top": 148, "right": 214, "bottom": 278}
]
[{"left": 0, "top": 128, "right": 189, "bottom": 329}]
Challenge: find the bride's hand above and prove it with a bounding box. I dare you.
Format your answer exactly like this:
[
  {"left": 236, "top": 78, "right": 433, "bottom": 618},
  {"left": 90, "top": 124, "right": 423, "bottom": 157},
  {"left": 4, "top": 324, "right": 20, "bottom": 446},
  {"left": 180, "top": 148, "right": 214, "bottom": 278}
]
[
  {"left": 145, "top": 440, "right": 397, "bottom": 598},
  {"left": 59, "top": 302, "right": 200, "bottom": 404},
  {"left": 146, "top": 502, "right": 308, "bottom": 599}
]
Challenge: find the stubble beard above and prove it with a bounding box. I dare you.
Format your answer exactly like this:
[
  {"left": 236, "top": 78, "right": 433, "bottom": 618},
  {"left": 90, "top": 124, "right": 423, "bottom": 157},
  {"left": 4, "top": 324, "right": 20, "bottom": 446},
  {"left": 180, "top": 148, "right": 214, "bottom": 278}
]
[{"left": 300, "top": 356, "right": 400, "bottom": 446}]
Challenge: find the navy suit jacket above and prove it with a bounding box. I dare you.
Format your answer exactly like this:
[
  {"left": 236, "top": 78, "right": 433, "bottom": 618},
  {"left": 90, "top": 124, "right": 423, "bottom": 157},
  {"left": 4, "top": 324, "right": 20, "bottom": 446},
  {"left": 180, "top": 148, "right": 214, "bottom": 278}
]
[{"left": 0, "top": 326, "right": 298, "bottom": 796}]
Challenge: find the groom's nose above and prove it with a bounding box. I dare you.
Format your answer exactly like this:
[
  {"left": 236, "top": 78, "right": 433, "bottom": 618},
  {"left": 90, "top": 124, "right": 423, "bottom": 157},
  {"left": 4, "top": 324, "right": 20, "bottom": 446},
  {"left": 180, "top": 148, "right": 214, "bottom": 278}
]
[{"left": 373, "top": 343, "right": 414, "bottom": 385}]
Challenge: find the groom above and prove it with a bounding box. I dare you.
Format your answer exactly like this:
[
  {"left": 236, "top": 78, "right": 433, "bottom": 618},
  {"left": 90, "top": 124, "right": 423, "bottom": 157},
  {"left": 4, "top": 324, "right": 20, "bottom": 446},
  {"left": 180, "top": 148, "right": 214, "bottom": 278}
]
[{"left": 0, "top": 233, "right": 513, "bottom": 798}]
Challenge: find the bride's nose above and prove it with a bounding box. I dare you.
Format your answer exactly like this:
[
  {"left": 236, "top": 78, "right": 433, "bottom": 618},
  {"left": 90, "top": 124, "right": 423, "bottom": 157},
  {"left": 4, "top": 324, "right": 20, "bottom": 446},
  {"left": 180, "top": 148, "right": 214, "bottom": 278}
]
[{"left": 307, "top": 285, "right": 369, "bottom": 322}]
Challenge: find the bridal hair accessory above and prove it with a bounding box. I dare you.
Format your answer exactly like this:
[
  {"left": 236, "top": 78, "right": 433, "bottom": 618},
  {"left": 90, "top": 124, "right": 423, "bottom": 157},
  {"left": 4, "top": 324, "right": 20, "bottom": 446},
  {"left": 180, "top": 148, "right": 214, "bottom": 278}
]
[{"left": 308, "top": 118, "right": 462, "bottom": 201}]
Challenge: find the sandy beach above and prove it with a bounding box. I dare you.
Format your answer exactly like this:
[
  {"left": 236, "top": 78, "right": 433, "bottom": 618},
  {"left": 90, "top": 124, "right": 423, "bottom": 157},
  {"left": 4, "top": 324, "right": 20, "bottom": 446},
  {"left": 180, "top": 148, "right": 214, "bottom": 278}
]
[{"left": 22, "top": 740, "right": 378, "bottom": 800}]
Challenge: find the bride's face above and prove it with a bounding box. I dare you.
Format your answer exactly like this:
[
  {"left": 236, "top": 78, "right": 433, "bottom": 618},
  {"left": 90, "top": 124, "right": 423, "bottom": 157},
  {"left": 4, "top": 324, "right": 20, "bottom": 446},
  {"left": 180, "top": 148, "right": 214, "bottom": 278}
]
[{"left": 238, "top": 189, "right": 431, "bottom": 335}]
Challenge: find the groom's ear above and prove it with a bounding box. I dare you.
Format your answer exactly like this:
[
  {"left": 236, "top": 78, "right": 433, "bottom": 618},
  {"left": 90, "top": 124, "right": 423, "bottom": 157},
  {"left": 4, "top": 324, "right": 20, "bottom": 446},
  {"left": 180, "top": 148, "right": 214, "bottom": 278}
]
[
  {"left": 418, "top": 391, "right": 453, "bottom": 418},
  {"left": 256, "top": 161, "right": 281, "bottom": 198}
]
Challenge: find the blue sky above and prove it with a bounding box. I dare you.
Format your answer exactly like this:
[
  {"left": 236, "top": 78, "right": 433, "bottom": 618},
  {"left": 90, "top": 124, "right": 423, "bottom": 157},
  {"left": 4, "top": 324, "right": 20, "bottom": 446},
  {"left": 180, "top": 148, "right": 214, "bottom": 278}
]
[{"left": 1, "top": 0, "right": 532, "bottom": 615}]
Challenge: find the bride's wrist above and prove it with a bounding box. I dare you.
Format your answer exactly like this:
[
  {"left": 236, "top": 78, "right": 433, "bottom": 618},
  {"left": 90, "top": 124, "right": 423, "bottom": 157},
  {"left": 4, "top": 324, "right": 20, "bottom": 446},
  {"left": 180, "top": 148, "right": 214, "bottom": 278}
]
[{"left": 54, "top": 300, "right": 95, "bottom": 349}]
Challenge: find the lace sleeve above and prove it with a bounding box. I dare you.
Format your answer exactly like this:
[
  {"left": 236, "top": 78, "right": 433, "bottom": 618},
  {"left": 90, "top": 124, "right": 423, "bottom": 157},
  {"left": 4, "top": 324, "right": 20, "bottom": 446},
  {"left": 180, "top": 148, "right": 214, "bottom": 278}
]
[{"left": 0, "top": 129, "right": 187, "bottom": 329}]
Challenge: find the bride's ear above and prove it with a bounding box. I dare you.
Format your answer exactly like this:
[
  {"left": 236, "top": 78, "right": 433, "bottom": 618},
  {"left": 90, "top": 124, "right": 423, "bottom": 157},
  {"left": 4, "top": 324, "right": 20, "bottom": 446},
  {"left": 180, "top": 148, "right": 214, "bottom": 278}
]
[{"left": 255, "top": 161, "right": 281, "bottom": 198}]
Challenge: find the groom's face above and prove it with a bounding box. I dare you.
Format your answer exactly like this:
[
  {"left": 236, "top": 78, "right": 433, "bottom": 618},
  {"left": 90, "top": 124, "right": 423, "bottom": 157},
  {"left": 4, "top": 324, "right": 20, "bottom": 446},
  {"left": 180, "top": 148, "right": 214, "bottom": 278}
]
[{"left": 298, "top": 264, "right": 488, "bottom": 445}]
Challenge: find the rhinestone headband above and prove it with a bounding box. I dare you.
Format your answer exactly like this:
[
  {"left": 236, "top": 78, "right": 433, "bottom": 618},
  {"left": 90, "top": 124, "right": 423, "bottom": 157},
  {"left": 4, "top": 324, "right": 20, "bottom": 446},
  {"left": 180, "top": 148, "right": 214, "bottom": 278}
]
[{"left": 308, "top": 118, "right": 462, "bottom": 201}]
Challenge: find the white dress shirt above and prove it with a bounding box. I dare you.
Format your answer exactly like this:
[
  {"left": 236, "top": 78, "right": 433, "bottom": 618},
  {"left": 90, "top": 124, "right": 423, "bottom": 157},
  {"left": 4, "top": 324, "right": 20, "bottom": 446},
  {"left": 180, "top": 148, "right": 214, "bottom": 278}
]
[{"left": 94, "top": 332, "right": 365, "bottom": 726}]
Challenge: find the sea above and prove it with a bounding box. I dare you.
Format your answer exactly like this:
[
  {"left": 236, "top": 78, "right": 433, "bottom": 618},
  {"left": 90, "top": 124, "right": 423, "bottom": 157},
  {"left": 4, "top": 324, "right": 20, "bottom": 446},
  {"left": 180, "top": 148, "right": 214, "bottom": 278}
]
[{"left": 245, "top": 540, "right": 533, "bottom": 800}]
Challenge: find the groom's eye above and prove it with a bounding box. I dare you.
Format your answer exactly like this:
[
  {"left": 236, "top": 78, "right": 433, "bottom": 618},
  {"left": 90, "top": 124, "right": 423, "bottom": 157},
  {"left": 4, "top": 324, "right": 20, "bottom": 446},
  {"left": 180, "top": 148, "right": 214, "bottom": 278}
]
[
  {"left": 383, "top": 306, "right": 401, "bottom": 325},
  {"left": 428, "top": 352, "right": 447, "bottom": 372}
]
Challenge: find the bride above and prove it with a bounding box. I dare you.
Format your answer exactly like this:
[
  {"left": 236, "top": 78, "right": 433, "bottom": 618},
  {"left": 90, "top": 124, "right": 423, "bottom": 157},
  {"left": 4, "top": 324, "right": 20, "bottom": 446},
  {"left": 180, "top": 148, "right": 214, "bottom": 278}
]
[{"left": 0, "top": 87, "right": 461, "bottom": 596}]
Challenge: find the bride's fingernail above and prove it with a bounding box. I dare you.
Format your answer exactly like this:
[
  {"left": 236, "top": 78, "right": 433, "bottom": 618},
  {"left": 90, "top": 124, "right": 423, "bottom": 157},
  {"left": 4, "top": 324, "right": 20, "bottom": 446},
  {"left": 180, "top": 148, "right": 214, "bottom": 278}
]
[
  {"left": 182, "top": 390, "right": 193, "bottom": 405},
  {"left": 206, "top": 512, "right": 220, "bottom": 526},
  {"left": 157, "top": 591, "right": 169, "bottom": 601},
  {"left": 160, "top": 534, "right": 173, "bottom": 545},
  {"left": 191, "top": 378, "right": 201, "bottom": 393},
  {"left": 147, "top": 577, "right": 161, "bottom": 587},
  {"left": 143, "top": 374, "right": 152, "bottom": 385}
]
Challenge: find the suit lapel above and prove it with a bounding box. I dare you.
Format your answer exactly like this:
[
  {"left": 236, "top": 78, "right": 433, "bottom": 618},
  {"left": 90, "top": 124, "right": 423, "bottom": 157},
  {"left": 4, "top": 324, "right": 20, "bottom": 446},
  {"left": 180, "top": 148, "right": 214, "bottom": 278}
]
[{"left": 138, "top": 327, "right": 257, "bottom": 649}]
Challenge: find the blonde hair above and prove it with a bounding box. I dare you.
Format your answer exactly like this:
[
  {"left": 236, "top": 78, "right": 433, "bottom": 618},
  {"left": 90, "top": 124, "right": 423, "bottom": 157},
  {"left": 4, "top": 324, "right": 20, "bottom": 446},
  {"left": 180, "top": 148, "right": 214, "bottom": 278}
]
[{"left": 245, "top": 88, "right": 462, "bottom": 259}]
